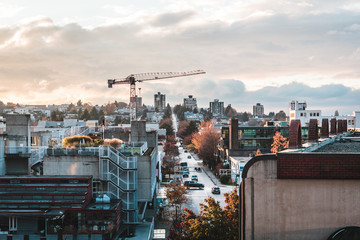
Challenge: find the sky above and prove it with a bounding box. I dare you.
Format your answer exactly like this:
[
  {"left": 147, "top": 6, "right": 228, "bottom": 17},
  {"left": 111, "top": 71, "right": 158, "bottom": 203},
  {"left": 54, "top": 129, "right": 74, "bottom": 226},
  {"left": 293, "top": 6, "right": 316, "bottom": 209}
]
[{"left": 0, "top": 0, "right": 360, "bottom": 116}]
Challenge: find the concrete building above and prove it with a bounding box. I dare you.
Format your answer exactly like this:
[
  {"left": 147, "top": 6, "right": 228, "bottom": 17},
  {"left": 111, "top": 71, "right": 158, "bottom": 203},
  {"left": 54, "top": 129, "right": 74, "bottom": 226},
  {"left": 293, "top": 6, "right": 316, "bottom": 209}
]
[
  {"left": 218, "top": 118, "right": 308, "bottom": 159},
  {"left": 0, "top": 116, "right": 160, "bottom": 238},
  {"left": 209, "top": 99, "right": 224, "bottom": 116},
  {"left": 154, "top": 92, "right": 166, "bottom": 111},
  {"left": 289, "top": 100, "right": 360, "bottom": 129},
  {"left": 240, "top": 119, "right": 358, "bottom": 240},
  {"left": 183, "top": 95, "right": 197, "bottom": 110},
  {"left": 253, "top": 103, "right": 264, "bottom": 117},
  {"left": 184, "top": 111, "right": 204, "bottom": 122},
  {"left": 3, "top": 114, "right": 31, "bottom": 175}
]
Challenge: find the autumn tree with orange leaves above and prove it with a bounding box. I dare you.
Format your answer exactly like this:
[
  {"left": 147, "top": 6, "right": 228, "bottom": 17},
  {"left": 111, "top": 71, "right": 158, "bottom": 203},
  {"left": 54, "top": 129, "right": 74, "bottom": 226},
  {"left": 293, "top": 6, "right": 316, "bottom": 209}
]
[
  {"left": 191, "top": 121, "right": 220, "bottom": 170},
  {"left": 168, "top": 188, "right": 239, "bottom": 240},
  {"left": 271, "top": 131, "right": 289, "bottom": 153}
]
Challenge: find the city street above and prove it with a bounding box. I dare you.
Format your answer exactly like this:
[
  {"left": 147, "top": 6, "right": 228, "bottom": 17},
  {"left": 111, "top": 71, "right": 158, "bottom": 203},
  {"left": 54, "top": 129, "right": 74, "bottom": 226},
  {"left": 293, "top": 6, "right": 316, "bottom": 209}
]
[{"left": 177, "top": 145, "right": 236, "bottom": 215}]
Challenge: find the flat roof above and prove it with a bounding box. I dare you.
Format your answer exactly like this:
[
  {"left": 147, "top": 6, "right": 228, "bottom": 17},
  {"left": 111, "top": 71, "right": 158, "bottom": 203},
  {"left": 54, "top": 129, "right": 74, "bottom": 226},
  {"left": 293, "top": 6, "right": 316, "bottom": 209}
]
[{"left": 314, "top": 141, "right": 360, "bottom": 153}]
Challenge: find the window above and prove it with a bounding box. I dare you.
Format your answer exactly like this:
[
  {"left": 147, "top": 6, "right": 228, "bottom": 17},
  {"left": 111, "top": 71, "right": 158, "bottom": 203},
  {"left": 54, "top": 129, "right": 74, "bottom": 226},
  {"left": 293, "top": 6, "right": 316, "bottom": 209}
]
[
  {"left": 310, "top": 113, "right": 313, "bottom": 116},
  {"left": 300, "top": 113, "right": 303, "bottom": 116},
  {"left": 317, "top": 113, "right": 319, "bottom": 116}
]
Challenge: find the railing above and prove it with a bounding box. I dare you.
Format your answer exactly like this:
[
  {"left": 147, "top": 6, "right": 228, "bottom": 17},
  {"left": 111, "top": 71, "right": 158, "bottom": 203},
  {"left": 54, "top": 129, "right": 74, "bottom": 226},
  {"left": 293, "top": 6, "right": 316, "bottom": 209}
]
[
  {"left": 100, "top": 146, "right": 137, "bottom": 170},
  {"left": 106, "top": 181, "right": 137, "bottom": 210},
  {"left": 29, "top": 146, "right": 47, "bottom": 166},
  {"left": 5, "top": 147, "right": 31, "bottom": 155}
]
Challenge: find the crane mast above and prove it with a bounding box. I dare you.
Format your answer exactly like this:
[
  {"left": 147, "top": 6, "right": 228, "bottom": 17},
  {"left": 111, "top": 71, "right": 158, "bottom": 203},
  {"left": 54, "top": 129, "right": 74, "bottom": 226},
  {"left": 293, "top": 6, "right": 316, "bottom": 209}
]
[{"left": 108, "top": 70, "right": 205, "bottom": 121}]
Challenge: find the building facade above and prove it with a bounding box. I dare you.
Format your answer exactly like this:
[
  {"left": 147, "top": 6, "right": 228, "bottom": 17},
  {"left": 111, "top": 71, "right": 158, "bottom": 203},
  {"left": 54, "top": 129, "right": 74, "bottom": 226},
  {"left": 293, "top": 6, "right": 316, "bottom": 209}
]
[
  {"left": 209, "top": 99, "right": 224, "bottom": 116},
  {"left": 183, "top": 95, "right": 197, "bottom": 110},
  {"left": 154, "top": 92, "right": 166, "bottom": 111},
  {"left": 253, "top": 103, "right": 264, "bottom": 117},
  {"left": 288, "top": 100, "right": 360, "bottom": 129}
]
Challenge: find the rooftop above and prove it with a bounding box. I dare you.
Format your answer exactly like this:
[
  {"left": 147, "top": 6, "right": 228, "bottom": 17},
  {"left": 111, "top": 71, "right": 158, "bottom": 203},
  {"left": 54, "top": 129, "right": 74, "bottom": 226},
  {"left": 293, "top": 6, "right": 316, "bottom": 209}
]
[{"left": 314, "top": 141, "right": 360, "bottom": 153}]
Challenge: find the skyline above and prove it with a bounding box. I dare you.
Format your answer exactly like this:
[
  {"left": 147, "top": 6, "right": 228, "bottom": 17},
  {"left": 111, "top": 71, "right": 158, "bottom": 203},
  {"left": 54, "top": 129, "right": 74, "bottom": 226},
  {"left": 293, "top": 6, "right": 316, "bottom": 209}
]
[{"left": 0, "top": 1, "right": 359, "bottom": 115}]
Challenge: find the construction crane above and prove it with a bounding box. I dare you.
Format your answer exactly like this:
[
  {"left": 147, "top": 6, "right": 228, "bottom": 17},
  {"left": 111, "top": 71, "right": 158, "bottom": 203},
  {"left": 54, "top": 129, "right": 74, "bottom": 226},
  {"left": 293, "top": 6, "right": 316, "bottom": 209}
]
[{"left": 108, "top": 70, "right": 206, "bottom": 121}]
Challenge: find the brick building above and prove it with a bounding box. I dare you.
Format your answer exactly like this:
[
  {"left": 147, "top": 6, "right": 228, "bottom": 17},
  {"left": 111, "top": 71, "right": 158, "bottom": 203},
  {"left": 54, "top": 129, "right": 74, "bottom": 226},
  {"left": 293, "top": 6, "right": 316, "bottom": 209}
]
[{"left": 240, "top": 120, "right": 359, "bottom": 240}]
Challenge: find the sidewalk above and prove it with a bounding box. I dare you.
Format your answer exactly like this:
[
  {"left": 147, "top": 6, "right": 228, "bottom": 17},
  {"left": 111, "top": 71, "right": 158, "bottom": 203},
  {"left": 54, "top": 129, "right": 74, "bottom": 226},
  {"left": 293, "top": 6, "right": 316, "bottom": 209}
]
[
  {"left": 192, "top": 154, "right": 224, "bottom": 187},
  {"left": 201, "top": 164, "right": 224, "bottom": 187}
]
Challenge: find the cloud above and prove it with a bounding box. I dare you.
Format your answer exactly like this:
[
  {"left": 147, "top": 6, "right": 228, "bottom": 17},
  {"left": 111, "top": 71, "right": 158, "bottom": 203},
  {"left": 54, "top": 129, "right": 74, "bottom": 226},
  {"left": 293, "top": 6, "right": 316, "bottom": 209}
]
[
  {"left": 150, "top": 10, "right": 195, "bottom": 27},
  {"left": 0, "top": 3, "right": 23, "bottom": 19},
  {"left": 0, "top": 2, "right": 359, "bottom": 116}
]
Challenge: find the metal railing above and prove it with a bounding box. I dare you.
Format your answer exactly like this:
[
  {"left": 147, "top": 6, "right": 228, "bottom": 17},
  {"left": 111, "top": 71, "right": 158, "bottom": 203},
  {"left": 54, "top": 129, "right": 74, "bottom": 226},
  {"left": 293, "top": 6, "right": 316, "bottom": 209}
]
[
  {"left": 99, "top": 146, "right": 137, "bottom": 170},
  {"left": 4, "top": 146, "right": 31, "bottom": 155}
]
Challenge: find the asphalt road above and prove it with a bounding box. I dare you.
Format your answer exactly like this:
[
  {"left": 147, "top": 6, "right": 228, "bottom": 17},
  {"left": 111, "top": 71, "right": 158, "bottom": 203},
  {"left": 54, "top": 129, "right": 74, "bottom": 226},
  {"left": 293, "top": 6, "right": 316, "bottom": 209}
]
[{"left": 178, "top": 145, "right": 235, "bottom": 215}]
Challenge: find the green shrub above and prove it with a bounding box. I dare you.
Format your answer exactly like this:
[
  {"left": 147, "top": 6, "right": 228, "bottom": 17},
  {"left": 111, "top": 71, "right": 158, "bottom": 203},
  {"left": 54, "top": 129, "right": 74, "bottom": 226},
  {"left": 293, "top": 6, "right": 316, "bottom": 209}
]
[{"left": 220, "top": 175, "right": 230, "bottom": 184}]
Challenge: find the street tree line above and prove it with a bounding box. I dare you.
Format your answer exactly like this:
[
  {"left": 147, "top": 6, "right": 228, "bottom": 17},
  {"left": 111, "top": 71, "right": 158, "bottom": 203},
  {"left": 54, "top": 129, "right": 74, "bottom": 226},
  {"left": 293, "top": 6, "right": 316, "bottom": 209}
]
[{"left": 165, "top": 187, "right": 240, "bottom": 240}]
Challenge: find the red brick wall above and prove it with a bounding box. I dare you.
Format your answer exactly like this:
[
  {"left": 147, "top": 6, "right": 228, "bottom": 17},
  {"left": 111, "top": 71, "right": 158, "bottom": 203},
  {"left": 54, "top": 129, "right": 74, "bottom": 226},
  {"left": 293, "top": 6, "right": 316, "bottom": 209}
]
[
  {"left": 321, "top": 118, "right": 329, "bottom": 138},
  {"left": 277, "top": 153, "right": 360, "bottom": 179},
  {"left": 330, "top": 118, "right": 337, "bottom": 134},
  {"left": 308, "top": 119, "right": 318, "bottom": 141},
  {"left": 289, "top": 120, "right": 301, "bottom": 148}
]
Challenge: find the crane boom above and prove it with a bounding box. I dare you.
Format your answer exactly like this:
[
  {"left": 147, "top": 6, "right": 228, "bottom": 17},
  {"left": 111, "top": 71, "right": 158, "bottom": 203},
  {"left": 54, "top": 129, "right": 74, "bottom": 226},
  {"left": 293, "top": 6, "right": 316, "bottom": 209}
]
[{"left": 107, "top": 70, "right": 206, "bottom": 121}]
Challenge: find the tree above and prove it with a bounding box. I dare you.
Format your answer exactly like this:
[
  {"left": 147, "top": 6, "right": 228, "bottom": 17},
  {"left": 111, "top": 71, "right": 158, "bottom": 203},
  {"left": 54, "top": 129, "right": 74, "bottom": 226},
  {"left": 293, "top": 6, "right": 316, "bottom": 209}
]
[
  {"left": 162, "top": 155, "right": 179, "bottom": 178},
  {"left": 274, "top": 110, "right": 287, "bottom": 121},
  {"left": 166, "top": 183, "right": 188, "bottom": 230},
  {"left": 50, "top": 110, "right": 64, "bottom": 121},
  {"left": 256, "top": 149, "right": 262, "bottom": 155},
  {"left": 237, "top": 112, "right": 249, "bottom": 122},
  {"left": 164, "top": 104, "right": 172, "bottom": 118},
  {"left": 0, "top": 101, "right": 5, "bottom": 113},
  {"left": 163, "top": 142, "right": 179, "bottom": 156},
  {"left": 89, "top": 106, "right": 99, "bottom": 120},
  {"left": 103, "top": 103, "right": 116, "bottom": 115},
  {"left": 76, "top": 99, "right": 82, "bottom": 107},
  {"left": 160, "top": 118, "right": 174, "bottom": 136},
  {"left": 199, "top": 108, "right": 213, "bottom": 122},
  {"left": 224, "top": 104, "right": 237, "bottom": 118},
  {"left": 191, "top": 121, "right": 220, "bottom": 170},
  {"left": 271, "top": 131, "right": 288, "bottom": 153},
  {"left": 176, "top": 188, "right": 240, "bottom": 240},
  {"left": 177, "top": 120, "right": 198, "bottom": 139},
  {"left": 80, "top": 109, "right": 90, "bottom": 121}
]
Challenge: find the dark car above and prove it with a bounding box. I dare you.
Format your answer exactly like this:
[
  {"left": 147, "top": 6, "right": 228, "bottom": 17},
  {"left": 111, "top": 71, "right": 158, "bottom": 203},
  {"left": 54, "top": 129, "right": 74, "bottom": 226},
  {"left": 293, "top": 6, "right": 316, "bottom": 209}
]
[
  {"left": 184, "top": 181, "right": 204, "bottom": 189},
  {"left": 187, "top": 155, "right": 191, "bottom": 159},
  {"left": 212, "top": 186, "right": 221, "bottom": 194},
  {"left": 327, "top": 226, "right": 360, "bottom": 240}
]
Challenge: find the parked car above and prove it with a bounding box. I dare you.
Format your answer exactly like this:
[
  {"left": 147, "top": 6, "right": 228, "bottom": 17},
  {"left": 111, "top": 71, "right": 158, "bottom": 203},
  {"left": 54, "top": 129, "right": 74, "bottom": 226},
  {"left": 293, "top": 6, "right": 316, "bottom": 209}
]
[
  {"left": 180, "top": 162, "right": 188, "bottom": 167},
  {"left": 212, "top": 186, "right": 221, "bottom": 194},
  {"left": 191, "top": 175, "right": 198, "bottom": 181},
  {"left": 183, "top": 172, "right": 189, "bottom": 178},
  {"left": 184, "top": 181, "right": 204, "bottom": 189}
]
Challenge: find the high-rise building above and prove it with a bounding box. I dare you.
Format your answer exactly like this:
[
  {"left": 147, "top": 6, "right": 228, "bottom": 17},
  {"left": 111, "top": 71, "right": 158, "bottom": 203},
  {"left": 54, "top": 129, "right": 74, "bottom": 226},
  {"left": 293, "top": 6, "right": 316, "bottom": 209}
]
[
  {"left": 154, "top": 92, "right": 166, "bottom": 111},
  {"left": 184, "top": 95, "right": 197, "bottom": 110},
  {"left": 210, "top": 99, "right": 224, "bottom": 116},
  {"left": 253, "top": 103, "right": 264, "bottom": 117}
]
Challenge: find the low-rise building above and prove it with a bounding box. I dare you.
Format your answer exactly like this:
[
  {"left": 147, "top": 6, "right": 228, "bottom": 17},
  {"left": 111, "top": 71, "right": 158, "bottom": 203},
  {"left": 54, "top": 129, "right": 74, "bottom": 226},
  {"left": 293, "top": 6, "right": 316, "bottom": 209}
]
[{"left": 240, "top": 119, "right": 357, "bottom": 240}]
